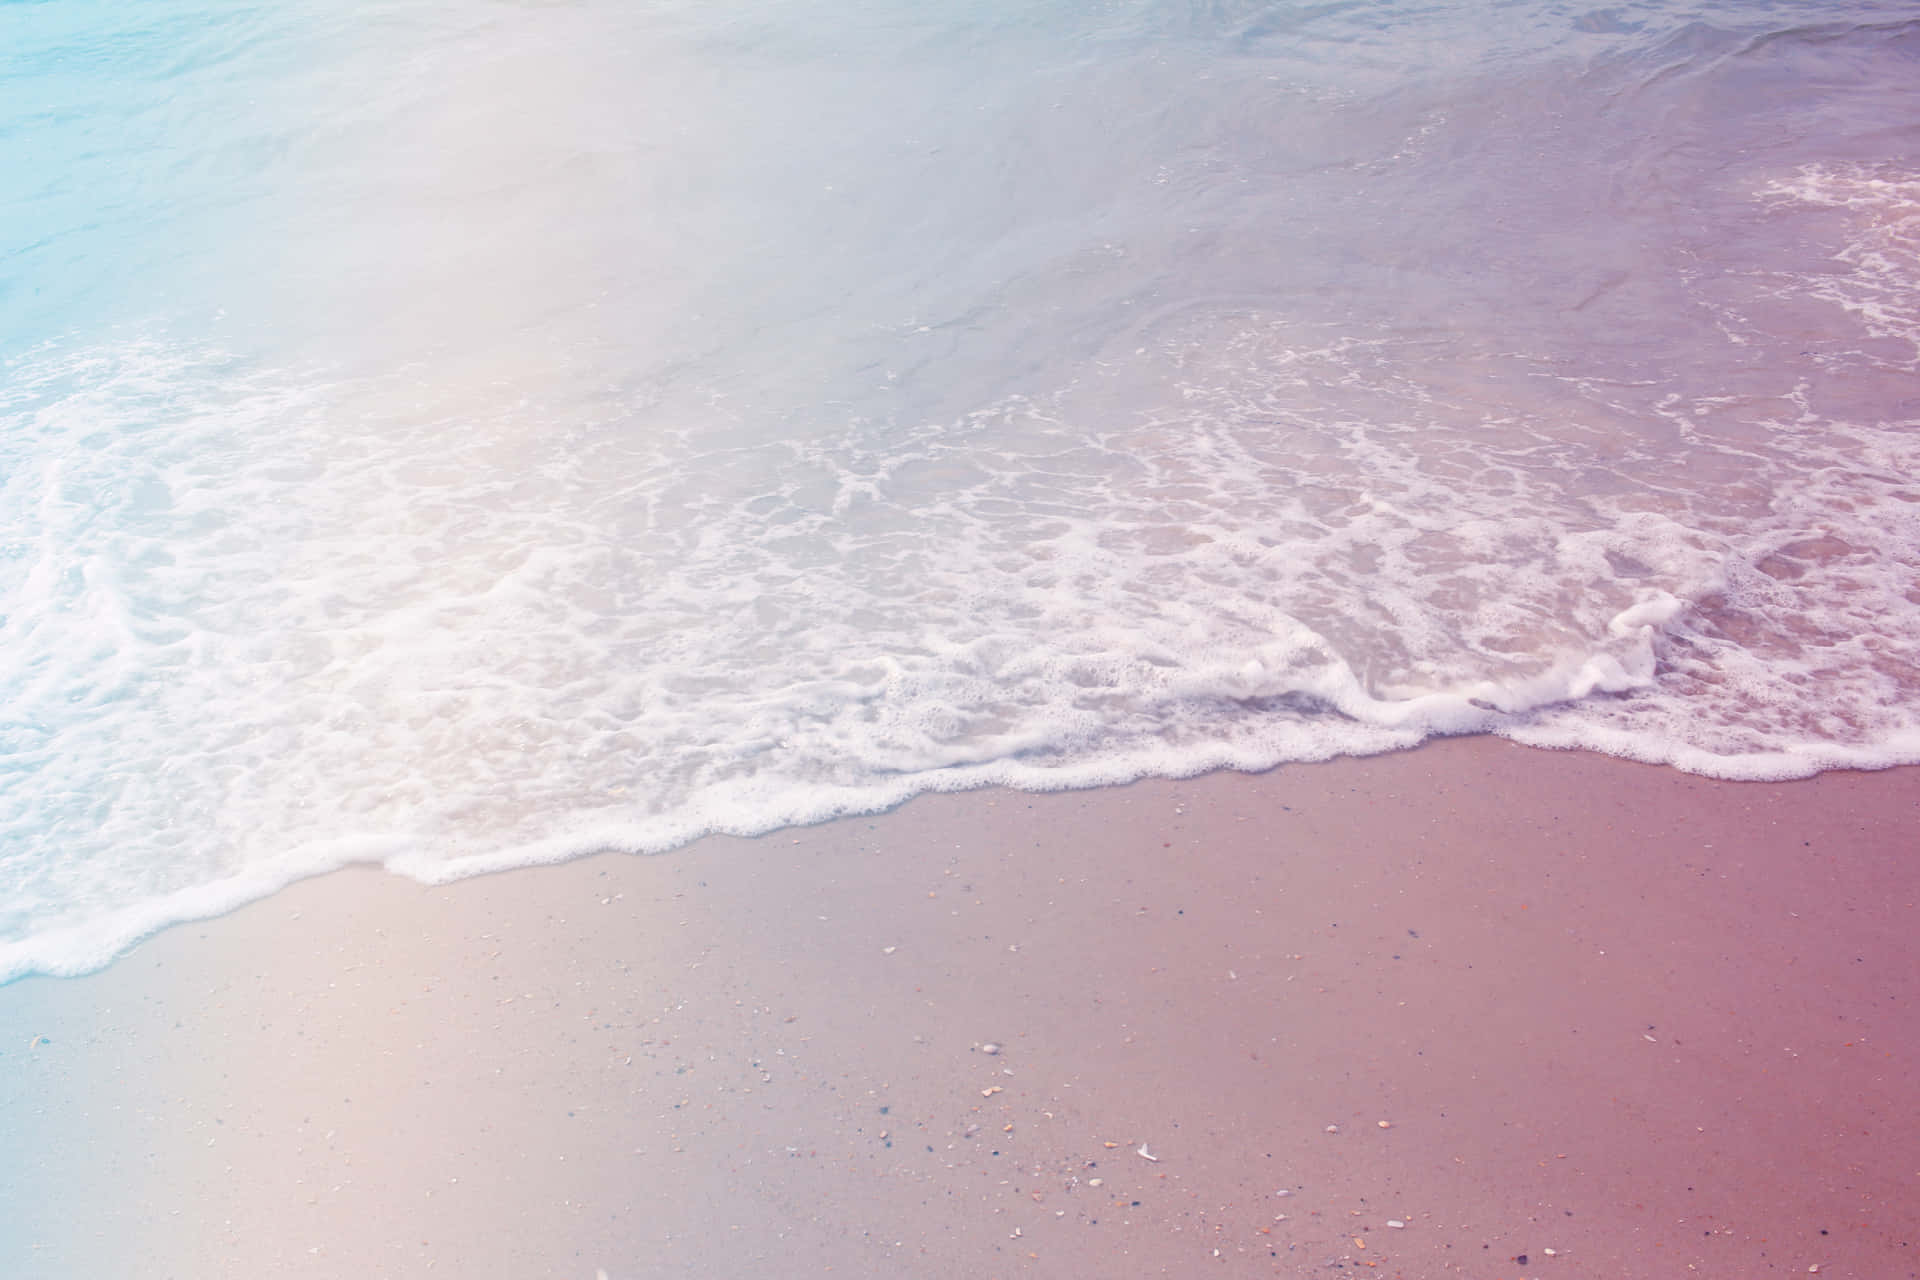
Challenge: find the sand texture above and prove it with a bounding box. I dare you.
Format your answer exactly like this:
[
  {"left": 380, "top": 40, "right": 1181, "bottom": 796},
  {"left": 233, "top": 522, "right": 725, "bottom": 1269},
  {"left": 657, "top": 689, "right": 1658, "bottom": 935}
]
[{"left": 2, "top": 736, "right": 1916, "bottom": 1278}]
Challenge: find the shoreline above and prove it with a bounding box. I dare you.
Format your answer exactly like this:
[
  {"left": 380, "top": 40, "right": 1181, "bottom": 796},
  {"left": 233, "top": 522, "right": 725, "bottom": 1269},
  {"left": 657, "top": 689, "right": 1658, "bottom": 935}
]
[
  {"left": 10, "top": 723, "right": 1914, "bottom": 989},
  {"left": 3, "top": 735, "right": 1916, "bottom": 1277}
]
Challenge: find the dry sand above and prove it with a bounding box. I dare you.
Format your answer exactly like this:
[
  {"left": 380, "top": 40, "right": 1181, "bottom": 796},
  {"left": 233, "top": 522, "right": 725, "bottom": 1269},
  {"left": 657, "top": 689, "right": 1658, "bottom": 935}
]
[{"left": 2, "top": 736, "right": 1915, "bottom": 1279}]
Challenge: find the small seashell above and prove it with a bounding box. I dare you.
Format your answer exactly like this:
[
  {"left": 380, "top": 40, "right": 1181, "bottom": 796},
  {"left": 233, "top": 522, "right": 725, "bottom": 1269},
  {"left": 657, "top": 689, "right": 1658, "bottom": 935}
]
[
  {"left": 1136, "top": 1144, "right": 1159, "bottom": 1162},
  {"left": 980, "top": 1042, "right": 1002, "bottom": 1055}
]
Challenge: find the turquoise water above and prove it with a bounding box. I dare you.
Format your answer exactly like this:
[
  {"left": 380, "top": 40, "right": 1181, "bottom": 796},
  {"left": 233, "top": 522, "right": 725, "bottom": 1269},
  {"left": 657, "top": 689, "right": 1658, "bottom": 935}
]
[{"left": 4, "top": 0, "right": 1919, "bottom": 978}]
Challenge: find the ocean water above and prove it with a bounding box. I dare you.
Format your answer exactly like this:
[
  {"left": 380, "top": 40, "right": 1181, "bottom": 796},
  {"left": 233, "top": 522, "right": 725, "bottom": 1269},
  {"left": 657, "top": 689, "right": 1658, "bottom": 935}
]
[{"left": 3, "top": 0, "right": 1917, "bottom": 979}]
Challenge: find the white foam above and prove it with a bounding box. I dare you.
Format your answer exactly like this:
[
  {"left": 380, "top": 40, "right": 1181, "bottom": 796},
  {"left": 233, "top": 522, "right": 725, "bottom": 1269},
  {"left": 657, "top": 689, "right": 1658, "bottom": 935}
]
[
  {"left": 8, "top": 243, "right": 1920, "bottom": 978},
  {"left": 7, "top": 20, "right": 1920, "bottom": 982},
  {"left": 1760, "top": 164, "right": 1920, "bottom": 360}
]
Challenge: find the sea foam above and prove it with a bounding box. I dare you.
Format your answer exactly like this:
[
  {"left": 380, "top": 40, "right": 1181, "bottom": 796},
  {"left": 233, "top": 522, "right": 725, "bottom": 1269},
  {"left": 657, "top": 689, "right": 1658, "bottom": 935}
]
[{"left": 4, "top": 3, "right": 1920, "bottom": 980}]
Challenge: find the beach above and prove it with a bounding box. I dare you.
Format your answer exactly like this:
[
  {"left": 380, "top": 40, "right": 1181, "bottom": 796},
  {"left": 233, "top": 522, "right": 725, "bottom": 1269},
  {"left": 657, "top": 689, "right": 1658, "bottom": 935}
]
[
  {"left": 6, "top": 3, "right": 1920, "bottom": 1277},
  {"left": 5, "top": 736, "right": 1914, "bottom": 1278}
]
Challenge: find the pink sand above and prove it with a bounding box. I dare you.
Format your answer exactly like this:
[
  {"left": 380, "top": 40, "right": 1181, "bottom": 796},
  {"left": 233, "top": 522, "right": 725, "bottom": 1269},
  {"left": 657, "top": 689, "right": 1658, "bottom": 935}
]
[{"left": 2, "top": 736, "right": 1915, "bottom": 1278}]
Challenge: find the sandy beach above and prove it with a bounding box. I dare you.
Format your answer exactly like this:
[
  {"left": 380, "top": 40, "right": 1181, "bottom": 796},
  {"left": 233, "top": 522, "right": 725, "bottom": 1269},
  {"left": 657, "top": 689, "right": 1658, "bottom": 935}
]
[{"left": 3, "top": 735, "right": 1915, "bottom": 1279}]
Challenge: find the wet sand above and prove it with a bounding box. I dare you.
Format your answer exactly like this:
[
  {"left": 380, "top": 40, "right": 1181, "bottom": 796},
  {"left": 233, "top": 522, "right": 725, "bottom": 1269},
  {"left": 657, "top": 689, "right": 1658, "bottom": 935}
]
[{"left": 3, "top": 735, "right": 1916, "bottom": 1279}]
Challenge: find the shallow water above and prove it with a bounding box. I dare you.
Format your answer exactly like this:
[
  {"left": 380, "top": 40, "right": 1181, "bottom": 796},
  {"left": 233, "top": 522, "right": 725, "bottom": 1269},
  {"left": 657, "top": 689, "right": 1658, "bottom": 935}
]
[{"left": 3, "top": 0, "right": 1918, "bottom": 977}]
